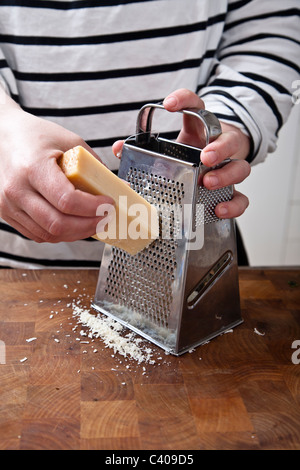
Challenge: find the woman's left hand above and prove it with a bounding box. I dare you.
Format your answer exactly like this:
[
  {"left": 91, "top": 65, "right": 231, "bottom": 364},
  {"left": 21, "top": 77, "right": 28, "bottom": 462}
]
[{"left": 113, "top": 88, "right": 251, "bottom": 219}]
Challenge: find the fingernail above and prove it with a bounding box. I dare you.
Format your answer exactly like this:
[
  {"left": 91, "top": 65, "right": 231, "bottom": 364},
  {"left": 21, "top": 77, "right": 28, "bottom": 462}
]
[
  {"left": 218, "top": 205, "right": 228, "bottom": 217},
  {"left": 116, "top": 151, "right": 122, "bottom": 159},
  {"left": 207, "top": 174, "right": 219, "bottom": 188},
  {"left": 203, "top": 150, "right": 218, "bottom": 166},
  {"left": 164, "top": 96, "right": 177, "bottom": 109}
]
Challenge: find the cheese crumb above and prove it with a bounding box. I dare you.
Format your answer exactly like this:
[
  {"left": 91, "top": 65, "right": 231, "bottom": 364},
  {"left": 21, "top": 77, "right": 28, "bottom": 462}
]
[
  {"left": 72, "top": 303, "right": 155, "bottom": 364},
  {"left": 26, "top": 337, "right": 37, "bottom": 343},
  {"left": 254, "top": 327, "right": 265, "bottom": 336}
]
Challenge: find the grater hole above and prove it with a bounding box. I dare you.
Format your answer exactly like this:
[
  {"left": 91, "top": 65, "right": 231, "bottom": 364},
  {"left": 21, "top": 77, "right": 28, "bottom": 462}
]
[{"left": 196, "top": 185, "right": 233, "bottom": 225}]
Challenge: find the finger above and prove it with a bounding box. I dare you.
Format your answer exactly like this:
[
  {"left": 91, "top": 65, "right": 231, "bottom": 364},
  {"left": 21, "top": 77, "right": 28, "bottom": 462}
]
[
  {"left": 176, "top": 110, "right": 206, "bottom": 148},
  {"left": 112, "top": 140, "right": 124, "bottom": 159},
  {"left": 29, "top": 157, "right": 114, "bottom": 217},
  {"left": 21, "top": 191, "right": 112, "bottom": 242},
  {"left": 4, "top": 212, "right": 46, "bottom": 243},
  {"left": 0, "top": 194, "right": 48, "bottom": 242},
  {"left": 201, "top": 129, "right": 243, "bottom": 167},
  {"left": 203, "top": 159, "right": 251, "bottom": 190},
  {"left": 163, "top": 88, "right": 205, "bottom": 112},
  {"left": 163, "top": 89, "right": 207, "bottom": 148},
  {"left": 215, "top": 189, "right": 249, "bottom": 219}
]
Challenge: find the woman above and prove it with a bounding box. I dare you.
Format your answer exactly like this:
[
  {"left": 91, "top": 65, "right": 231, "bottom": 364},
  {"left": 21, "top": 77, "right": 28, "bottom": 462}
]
[{"left": 0, "top": 0, "right": 299, "bottom": 268}]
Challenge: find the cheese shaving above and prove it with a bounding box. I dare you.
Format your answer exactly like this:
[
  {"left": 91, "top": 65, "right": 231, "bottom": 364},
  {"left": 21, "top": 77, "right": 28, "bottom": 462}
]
[
  {"left": 72, "top": 303, "right": 155, "bottom": 364},
  {"left": 25, "top": 337, "right": 37, "bottom": 343},
  {"left": 254, "top": 327, "right": 265, "bottom": 336}
]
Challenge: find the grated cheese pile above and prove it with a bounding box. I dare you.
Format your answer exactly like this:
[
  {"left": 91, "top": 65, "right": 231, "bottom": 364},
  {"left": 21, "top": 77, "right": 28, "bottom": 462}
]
[{"left": 72, "top": 303, "right": 155, "bottom": 364}]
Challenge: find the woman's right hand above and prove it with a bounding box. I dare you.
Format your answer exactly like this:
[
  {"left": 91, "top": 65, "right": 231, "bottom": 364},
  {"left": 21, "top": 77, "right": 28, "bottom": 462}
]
[{"left": 0, "top": 98, "right": 114, "bottom": 243}]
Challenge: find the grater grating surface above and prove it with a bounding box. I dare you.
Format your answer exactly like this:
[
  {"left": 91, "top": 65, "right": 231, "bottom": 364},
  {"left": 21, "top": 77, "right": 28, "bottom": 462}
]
[
  {"left": 196, "top": 185, "right": 233, "bottom": 225},
  {"left": 103, "top": 165, "right": 184, "bottom": 329}
]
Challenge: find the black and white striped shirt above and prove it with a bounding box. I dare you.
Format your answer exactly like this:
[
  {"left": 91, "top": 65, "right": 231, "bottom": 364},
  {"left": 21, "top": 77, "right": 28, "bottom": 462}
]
[{"left": 0, "top": 0, "right": 299, "bottom": 268}]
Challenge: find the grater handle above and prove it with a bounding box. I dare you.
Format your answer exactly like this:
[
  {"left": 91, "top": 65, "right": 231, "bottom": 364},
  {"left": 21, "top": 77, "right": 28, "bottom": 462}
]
[{"left": 136, "top": 103, "right": 222, "bottom": 146}]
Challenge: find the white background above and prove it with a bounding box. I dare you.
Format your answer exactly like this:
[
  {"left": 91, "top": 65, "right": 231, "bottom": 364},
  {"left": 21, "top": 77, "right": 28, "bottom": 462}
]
[{"left": 238, "top": 103, "right": 300, "bottom": 266}]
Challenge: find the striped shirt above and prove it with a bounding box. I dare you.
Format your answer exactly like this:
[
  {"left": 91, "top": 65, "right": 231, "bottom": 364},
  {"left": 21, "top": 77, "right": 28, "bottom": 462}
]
[{"left": 0, "top": 0, "right": 299, "bottom": 268}]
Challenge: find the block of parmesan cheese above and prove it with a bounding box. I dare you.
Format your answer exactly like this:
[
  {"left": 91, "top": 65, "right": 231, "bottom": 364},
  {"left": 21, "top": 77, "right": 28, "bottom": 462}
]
[{"left": 59, "top": 146, "right": 159, "bottom": 255}]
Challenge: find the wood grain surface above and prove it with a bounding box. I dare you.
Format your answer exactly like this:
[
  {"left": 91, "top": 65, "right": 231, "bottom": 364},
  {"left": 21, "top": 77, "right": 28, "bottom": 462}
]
[{"left": 0, "top": 267, "right": 299, "bottom": 450}]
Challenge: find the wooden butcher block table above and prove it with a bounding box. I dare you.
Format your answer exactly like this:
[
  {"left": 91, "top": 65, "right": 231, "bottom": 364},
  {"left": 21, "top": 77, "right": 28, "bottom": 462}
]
[{"left": 0, "top": 267, "right": 299, "bottom": 451}]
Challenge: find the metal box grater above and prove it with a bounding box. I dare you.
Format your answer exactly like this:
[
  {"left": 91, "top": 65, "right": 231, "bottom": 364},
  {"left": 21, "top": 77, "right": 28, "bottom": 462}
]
[{"left": 92, "top": 103, "right": 243, "bottom": 355}]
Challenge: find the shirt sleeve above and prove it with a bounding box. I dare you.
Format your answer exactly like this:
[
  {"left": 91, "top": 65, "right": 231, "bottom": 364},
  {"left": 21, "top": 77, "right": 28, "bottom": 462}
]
[
  {"left": 0, "top": 48, "right": 8, "bottom": 102},
  {"left": 0, "top": 45, "right": 19, "bottom": 103},
  {"left": 199, "top": 0, "right": 300, "bottom": 165}
]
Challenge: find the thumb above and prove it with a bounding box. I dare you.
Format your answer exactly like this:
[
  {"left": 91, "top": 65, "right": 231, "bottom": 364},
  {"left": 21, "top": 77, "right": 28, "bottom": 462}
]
[{"left": 112, "top": 140, "right": 124, "bottom": 160}]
